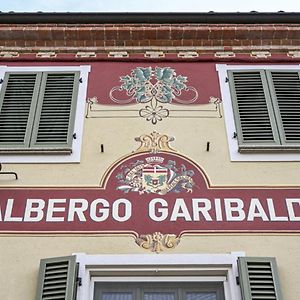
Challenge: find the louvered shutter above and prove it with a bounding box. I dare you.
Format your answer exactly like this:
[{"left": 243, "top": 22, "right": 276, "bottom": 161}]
[
  {"left": 36, "top": 255, "right": 78, "bottom": 300},
  {"left": 30, "top": 72, "right": 80, "bottom": 152},
  {"left": 267, "top": 70, "right": 300, "bottom": 147},
  {"left": 0, "top": 72, "right": 41, "bottom": 148},
  {"left": 228, "top": 70, "right": 281, "bottom": 152},
  {"left": 238, "top": 257, "right": 283, "bottom": 300}
]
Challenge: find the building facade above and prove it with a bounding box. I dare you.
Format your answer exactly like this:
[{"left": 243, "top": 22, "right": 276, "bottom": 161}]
[{"left": 0, "top": 12, "right": 300, "bottom": 300}]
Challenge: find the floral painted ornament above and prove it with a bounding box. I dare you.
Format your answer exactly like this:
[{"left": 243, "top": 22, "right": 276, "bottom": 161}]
[{"left": 110, "top": 66, "right": 198, "bottom": 124}]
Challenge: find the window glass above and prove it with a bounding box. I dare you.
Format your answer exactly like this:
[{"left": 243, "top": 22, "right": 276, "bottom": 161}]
[
  {"left": 144, "top": 292, "right": 175, "bottom": 300},
  {"left": 102, "top": 292, "right": 134, "bottom": 300},
  {"left": 94, "top": 282, "right": 224, "bottom": 300},
  {"left": 186, "top": 292, "right": 217, "bottom": 300}
]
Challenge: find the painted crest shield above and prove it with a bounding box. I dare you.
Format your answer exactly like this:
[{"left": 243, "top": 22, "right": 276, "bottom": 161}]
[{"left": 142, "top": 164, "right": 168, "bottom": 193}]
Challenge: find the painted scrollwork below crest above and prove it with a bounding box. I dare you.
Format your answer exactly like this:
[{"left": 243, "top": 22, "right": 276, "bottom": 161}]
[{"left": 135, "top": 232, "right": 180, "bottom": 253}]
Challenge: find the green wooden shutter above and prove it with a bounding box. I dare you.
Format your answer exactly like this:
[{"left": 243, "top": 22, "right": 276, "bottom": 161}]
[
  {"left": 36, "top": 255, "right": 78, "bottom": 300},
  {"left": 228, "top": 70, "right": 281, "bottom": 152},
  {"left": 30, "top": 72, "right": 80, "bottom": 152},
  {"left": 0, "top": 72, "right": 41, "bottom": 148},
  {"left": 238, "top": 257, "right": 283, "bottom": 300},
  {"left": 267, "top": 70, "right": 300, "bottom": 148}
]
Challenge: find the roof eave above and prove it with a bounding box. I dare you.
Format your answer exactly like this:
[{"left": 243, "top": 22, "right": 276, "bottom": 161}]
[{"left": 1, "top": 12, "right": 300, "bottom": 24}]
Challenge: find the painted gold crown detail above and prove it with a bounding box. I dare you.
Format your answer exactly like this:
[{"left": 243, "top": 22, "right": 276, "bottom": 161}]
[{"left": 134, "top": 131, "right": 176, "bottom": 153}]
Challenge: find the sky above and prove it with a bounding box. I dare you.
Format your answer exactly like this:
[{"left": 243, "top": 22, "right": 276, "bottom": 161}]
[{"left": 0, "top": 0, "right": 300, "bottom": 13}]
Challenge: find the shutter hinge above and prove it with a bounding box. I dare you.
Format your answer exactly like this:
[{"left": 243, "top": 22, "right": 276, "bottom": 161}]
[
  {"left": 79, "top": 78, "right": 83, "bottom": 83},
  {"left": 0, "top": 78, "right": 3, "bottom": 84},
  {"left": 225, "top": 77, "right": 229, "bottom": 83},
  {"left": 73, "top": 133, "right": 77, "bottom": 139},
  {"left": 77, "top": 277, "right": 82, "bottom": 286},
  {"left": 233, "top": 132, "right": 237, "bottom": 139},
  {"left": 236, "top": 276, "right": 240, "bottom": 285}
]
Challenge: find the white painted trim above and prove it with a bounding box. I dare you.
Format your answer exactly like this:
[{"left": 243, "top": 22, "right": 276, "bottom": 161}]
[
  {"left": 0, "top": 65, "right": 91, "bottom": 163},
  {"left": 216, "top": 64, "right": 300, "bottom": 161},
  {"left": 91, "top": 276, "right": 227, "bottom": 282},
  {"left": 74, "top": 252, "right": 245, "bottom": 300}
]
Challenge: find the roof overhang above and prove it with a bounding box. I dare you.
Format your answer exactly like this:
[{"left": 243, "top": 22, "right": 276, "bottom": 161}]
[{"left": 0, "top": 12, "right": 300, "bottom": 24}]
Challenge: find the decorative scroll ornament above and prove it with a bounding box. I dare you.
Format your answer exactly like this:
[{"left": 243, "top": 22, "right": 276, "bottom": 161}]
[
  {"left": 109, "top": 66, "right": 198, "bottom": 124},
  {"left": 134, "top": 131, "right": 176, "bottom": 153},
  {"left": 135, "top": 232, "right": 180, "bottom": 253}
]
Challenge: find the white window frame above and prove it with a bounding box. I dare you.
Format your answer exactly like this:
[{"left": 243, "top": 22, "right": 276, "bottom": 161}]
[
  {"left": 216, "top": 64, "right": 300, "bottom": 161},
  {"left": 0, "top": 65, "right": 91, "bottom": 163},
  {"left": 75, "top": 252, "right": 244, "bottom": 300}
]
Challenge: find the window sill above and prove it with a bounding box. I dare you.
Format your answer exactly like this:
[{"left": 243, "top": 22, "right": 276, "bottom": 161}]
[
  {"left": 0, "top": 148, "right": 72, "bottom": 155},
  {"left": 239, "top": 145, "right": 300, "bottom": 153}
]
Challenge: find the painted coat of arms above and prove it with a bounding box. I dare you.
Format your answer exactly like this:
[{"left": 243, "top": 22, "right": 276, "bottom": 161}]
[{"left": 116, "top": 156, "right": 194, "bottom": 195}]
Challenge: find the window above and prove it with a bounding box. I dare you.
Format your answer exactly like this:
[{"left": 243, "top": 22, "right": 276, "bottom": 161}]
[
  {"left": 0, "top": 66, "right": 90, "bottom": 163},
  {"left": 216, "top": 64, "right": 300, "bottom": 161},
  {"left": 35, "top": 253, "right": 284, "bottom": 300},
  {"left": 94, "top": 282, "right": 225, "bottom": 300},
  {"left": 36, "top": 253, "right": 243, "bottom": 300},
  {"left": 0, "top": 71, "right": 79, "bottom": 153},
  {"left": 228, "top": 70, "right": 300, "bottom": 153}
]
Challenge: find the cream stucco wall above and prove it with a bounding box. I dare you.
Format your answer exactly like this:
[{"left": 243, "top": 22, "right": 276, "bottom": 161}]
[
  {"left": 0, "top": 234, "right": 299, "bottom": 300},
  {"left": 1, "top": 78, "right": 300, "bottom": 300},
  {"left": 1, "top": 104, "right": 300, "bottom": 187}
]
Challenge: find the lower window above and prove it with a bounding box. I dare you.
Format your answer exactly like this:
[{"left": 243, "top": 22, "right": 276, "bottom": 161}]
[
  {"left": 36, "top": 253, "right": 283, "bottom": 300},
  {"left": 94, "top": 282, "right": 225, "bottom": 300}
]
